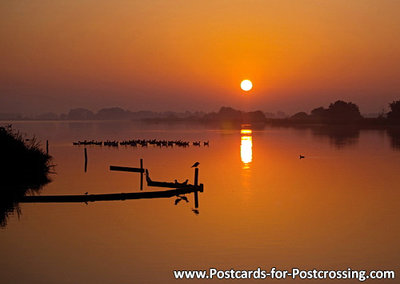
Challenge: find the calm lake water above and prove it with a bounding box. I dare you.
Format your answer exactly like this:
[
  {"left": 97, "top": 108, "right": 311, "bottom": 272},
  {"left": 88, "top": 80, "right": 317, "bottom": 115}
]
[{"left": 1, "top": 121, "right": 399, "bottom": 283}]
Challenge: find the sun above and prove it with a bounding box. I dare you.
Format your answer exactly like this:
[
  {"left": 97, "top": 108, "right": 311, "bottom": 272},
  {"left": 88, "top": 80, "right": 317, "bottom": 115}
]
[{"left": 240, "top": 79, "right": 253, "bottom": 92}]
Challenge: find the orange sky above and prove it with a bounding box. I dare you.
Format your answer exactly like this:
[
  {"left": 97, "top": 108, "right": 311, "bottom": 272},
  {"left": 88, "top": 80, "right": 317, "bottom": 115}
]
[{"left": 1, "top": 0, "right": 400, "bottom": 114}]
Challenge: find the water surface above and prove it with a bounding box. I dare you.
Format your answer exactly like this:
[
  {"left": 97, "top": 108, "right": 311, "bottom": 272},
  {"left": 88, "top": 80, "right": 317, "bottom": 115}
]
[{"left": 1, "top": 121, "right": 399, "bottom": 283}]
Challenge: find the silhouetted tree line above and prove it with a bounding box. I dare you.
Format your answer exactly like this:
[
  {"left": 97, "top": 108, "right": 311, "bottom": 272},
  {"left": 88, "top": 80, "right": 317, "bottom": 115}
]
[
  {"left": 290, "top": 100, "right": 363, "bottom": 123},
  {"left": 65, "top": 108, "right": 207, "bottom": 120},
  {"left": 287, "top": 100, "right": 400, "bottom": 125},
  {"left": 2, "top": 99, "right": 400, "bottom": 125},
  {"left": 0, "top": 107, "right": 206, "bottom": 121},
  {"left": 201, "top": 100, "right": 400, "bottom": 125},
  {"left": 67, "top": 107, "right": 165, "bottom": 120}
]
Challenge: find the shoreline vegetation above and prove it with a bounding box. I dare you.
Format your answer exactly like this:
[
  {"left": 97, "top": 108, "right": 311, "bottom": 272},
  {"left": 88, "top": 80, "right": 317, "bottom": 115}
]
[
  {"left": 1, "top": 100, "right": 400, "bottom": 128},
  {"left": 0, "top": 125, "right": 52, "bottom": 227}
]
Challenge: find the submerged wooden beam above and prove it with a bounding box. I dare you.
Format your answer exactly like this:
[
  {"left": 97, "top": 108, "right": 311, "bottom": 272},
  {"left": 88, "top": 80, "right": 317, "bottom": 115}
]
[
  {"left": 145, "top": 169, "right": 196, "bottom": 189},
  {"left": 20, "top": 186, "right": 203, "bottom": 204},
  {"left": 109, "top": 165, "right": 144, "bottom": 173},
  {"left": 146, "top": 180, "right": 194, "bottom": 189}
]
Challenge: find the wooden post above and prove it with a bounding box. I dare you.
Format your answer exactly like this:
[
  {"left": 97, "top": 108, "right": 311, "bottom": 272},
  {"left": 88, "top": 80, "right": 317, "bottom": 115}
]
[
  {"left": 194, "top": 168, "right": 199, "bottom": 186},
  {"left": 84, "top": 148, "right": 88, "bottom": 172},
  {"left": 140, "top": 158, "right": 143, "bottom": 190},
  {"left": 194, "top": 191, "right": 199, "bottom": 208},
  {"left": 46, "top": 140, "right": 49, "bottom": 155},
  {"left": 194, "top": 167, "right": 199, "bottom": 208}
]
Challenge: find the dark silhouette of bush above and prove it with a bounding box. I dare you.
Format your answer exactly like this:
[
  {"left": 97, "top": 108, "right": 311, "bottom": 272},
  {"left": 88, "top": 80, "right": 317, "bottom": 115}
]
[
  {"left": 387, "top": 100, "right": 400, "bottom": 122},
  {"left": 0, "top": 125, "right": 52, "bottom": 227}
]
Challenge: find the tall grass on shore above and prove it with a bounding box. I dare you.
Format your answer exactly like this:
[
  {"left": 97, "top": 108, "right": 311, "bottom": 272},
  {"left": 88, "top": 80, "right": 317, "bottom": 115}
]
[{"left": 0, "top": 125, "right": 52, "bottom": 227}]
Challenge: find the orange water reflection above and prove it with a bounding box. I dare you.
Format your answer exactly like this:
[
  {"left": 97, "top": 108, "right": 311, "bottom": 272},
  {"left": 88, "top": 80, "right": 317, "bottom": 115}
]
[{"left": 2, "top": 121, "right": 400, "bottom": 284}]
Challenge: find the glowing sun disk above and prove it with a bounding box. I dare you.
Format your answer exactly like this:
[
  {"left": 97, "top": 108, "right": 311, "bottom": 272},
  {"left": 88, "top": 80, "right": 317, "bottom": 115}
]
[{"left": 240, "top": 80, "right": 253, "bottom": 91}]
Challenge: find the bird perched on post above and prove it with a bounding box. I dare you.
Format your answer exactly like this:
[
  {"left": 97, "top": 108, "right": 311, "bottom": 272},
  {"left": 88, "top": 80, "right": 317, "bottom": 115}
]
[{"left": 191, "top": 162, "right": 200, "bottom": 168}]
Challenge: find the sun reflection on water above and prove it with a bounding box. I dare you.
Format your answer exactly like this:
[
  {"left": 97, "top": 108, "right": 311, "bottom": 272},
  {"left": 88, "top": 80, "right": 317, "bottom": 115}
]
[
  {"left": 240, "top": 128, "right": 253, "bottom": 169},
  {"left": 240, "top": 129, "right": 252, "bottom": 135}
]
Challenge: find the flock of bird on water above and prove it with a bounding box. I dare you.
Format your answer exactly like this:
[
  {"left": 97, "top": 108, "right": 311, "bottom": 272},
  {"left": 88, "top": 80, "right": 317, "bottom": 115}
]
[
  {"left": 72, "top": 139, "right": 210, "bottom": 147},
  {"left": 72, "top": 139, "right": 307, "bottom": 159}
]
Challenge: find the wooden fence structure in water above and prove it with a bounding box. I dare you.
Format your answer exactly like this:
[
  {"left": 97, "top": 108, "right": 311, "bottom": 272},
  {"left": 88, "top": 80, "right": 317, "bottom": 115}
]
[
  {"left": 20, "top": 159, "right": 203, "bottom": 207},
  {"left": 20, "top": 186, "right": 203, "bottom": 203}
]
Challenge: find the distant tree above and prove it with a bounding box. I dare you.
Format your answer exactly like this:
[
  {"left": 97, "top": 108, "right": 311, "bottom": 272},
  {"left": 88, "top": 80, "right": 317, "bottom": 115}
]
[
  {"left": 373, "top": 108, "right": 387, "bottom": 119},
  {"left": 264, "top": 112, "right": 276, "bottom": 118},
  {"left": 387, "top": 100, "right": 400, "bottom": 121},
  {"left": 129, "top": 111, "right": 158, "bottom": 120},
  {"left": 202, "top": 107, "right": 266, "bottom": 124},
  {"left": 0, "top": 113, "right": 22, "bottom": 120},
  {"left": 216, "top": 107, "right": 242, "bottom": 121},
  {"left": 95, "top": 107, "right": 127, "bottom": 120},
  {"left": 326, "top": 100, "right": 362, "bottom": 122},
  {"left": 245, "top": 111, "right": 266, "bottom": 122},
  {"left": 276, "top": 111, "right": 287, "bottom": 118},
  {"left": 35, "top": 112, "right": 59, "bottom": 120},
  {"left": 311, "top": 107, "right": 327, "bottom": 118},
  {"left": 290, "top": 112, "right": 309, "bottom": 121},
  {"left": 67, "top": 108, "right": 94, "bottom": 120}
]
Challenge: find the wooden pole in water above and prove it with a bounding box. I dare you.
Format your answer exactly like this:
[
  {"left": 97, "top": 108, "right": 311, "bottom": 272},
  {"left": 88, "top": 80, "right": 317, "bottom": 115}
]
[
  {"left": 84, "top": 148, "right": 88, "bottom": 172},
  {"left": 194, "top": 191, "right": 199, "bottom": 208},
  {"left": 46, "top": 140, "right": 49, "bottom": 155},
  {"left": 194, "top": 168, "right": 199, "bottom": 186},
  {"left": 140, "top": 158, "right": 143, "bottom": 190},
  {"left": 194, "top": 168, "right": 199, "bottom": 208}
]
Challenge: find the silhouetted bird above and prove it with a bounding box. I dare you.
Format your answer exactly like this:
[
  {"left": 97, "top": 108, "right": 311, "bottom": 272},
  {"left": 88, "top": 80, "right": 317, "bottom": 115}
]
[
  {"left": 179, "top": 195, "right": 189, "bottom": 202},
  {"left": 191, "top": 162, "right": 200, "bottom": 168},
  {"left": 174, "top": 179, "right": 178, "bottom": 184},
  {"left": 299, "top": 155, "right": 305, "bottom": 159},
  {"left": 174, "top": 198, "right": 182, "bottom": 205},
  {"left": 182, "top": 179, "right": 188, "bottom": 185},
  {"left": 192, "top": 209, "right": 199, "bottom": 215}
]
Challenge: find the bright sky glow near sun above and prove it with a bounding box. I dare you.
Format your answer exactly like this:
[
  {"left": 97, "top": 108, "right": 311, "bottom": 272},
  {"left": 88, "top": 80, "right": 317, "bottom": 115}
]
[{"left": 1, "top": 0, "right": 400, "bottom": 114}]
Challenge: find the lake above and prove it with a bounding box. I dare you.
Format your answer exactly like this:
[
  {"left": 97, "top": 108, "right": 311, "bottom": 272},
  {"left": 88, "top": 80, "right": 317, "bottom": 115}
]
[{"left": 1, "top": 121, "right": 399, "bottom": 283}]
